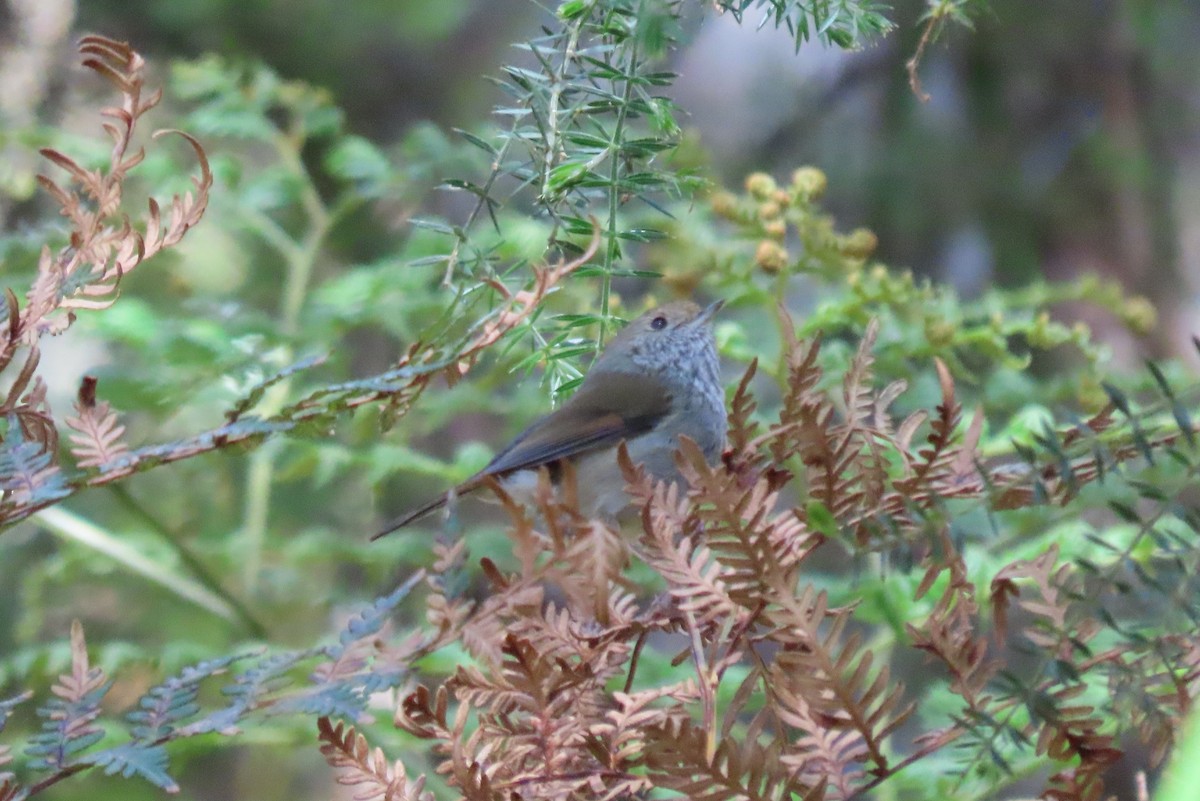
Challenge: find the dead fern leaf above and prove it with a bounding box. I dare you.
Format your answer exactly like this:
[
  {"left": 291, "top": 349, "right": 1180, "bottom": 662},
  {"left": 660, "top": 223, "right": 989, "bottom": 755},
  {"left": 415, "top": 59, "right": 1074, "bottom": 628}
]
[
  {"left": 317, "top": 716, "right": 433, "bottom": 801},
  {"left": 65, "top": 376, "right": 129, "bottom": 469}
]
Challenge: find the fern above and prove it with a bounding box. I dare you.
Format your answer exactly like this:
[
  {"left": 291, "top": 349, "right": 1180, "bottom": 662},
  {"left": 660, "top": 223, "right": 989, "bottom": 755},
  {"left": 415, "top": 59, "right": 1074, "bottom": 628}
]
[
  {"left": 86, "top": 742, "right": 177, "bottom": 792},
  {"left": 317, "top": 717, "right": 433, "bottom": 801},
  {"left": 0, "top": 692, "right": 30, "bottom": 786},
  {"left": 0, "top": 574, "right": 426, "bottom": 795},
  {"left": 24, "top": 621, "right": 110, "bottom": 772},
  {"left": 0, "top": 415, "right": 68, "bottom": 508},
  {"left": 127, "top": 654, "right": 243, "bottom": 741},
  {"left": 365, "top": 317, "right": 1199, "bottom": 801},
  {"left": 64, "top": 377, "right": 129, "bottom": 470}
]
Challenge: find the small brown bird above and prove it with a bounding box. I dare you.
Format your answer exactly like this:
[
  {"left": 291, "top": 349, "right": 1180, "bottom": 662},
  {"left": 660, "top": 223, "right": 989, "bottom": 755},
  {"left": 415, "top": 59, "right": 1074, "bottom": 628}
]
[{"left": 371, "top": 299, "right": 727, "bottom": 539}]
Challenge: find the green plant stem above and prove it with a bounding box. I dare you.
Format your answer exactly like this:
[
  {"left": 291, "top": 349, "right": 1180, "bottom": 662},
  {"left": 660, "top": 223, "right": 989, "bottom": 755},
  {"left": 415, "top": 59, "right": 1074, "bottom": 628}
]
[
  {"left": 278, "top": 138, "right": 332, "bottom": 337},
  {"left": 443, "top": 132, "right": 514, "bottom": 286},
  {"left": 240, "top": 128, "right": 338, "bottom": 591},
  {"left": 35, "top": 506, "right": 239, "bottom": 622},
  {"left": 108, "top": 484, "right": 266, "bottom": 636},
  {"left": 598, "top": 22, "right": 639, "bottom": 351},
  {"left": 540, "top": 15, "right": 587, "bottom": 204}
]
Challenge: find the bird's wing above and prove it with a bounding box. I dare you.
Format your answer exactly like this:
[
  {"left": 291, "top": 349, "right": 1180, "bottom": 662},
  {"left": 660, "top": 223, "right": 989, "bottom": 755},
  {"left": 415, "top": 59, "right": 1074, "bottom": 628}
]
[
  {"left": 370, "top": 371, "right": 670, "bottom": 540},
  {"left": 479, "top": 370, "right": 671, "bottom": 476}
]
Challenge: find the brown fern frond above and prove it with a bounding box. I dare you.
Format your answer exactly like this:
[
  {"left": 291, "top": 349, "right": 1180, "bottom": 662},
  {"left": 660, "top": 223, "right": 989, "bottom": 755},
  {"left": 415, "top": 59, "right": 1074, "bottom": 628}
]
[
  {"left": 503, "top": 599, "right": 634, "bottom": 698},
  {"left": 395, "top": 685, "right": 452, "bottom": 741},
  {"left": 678, "top": 438, "right": 820, "bottom": 609},
  {"left": 840, "top": 318, "right": 879, "bottom": 430},
  {"left": 317, "top": 716, "right": 433, "bottom": 801},
  {"left": 0, "top": 346, "right": 58, "bottom": 452},
  {"left": 906, "top": 532, "right": 996, "bottom": 710},
  {"left": 726, "top": 358, "right": 763, "bottom": 460},
  {"left": 504, "top": 603, "right": 589, "bottom": 665},
  {"left": 593, "top": 685, "right": 696, "bottom": 771},
  {"left": 454, "top": 563, "right": 545, "bottom": 668},
  {"left": 449, "top": 634, "right": 586, "bottom": 719},
  {"left": 34, "top": 37, "right": 209, "bottom": 327},
  {"left": 893, "top": 358, "right": 963, "bottom": 495},
  {"left": 1107, "top": 634, "right": 1200, "bottom": 766},
  {"left": 989, "top": 544, "right": 1097, "bottom": 657},
  {"left": 777, "top": 705, "right": 862, "bottom": 800},
  {"left": 140, "top": 131, "right": 211, "bottom": 256},
  {"left": 65, "top": 376, "right": 129, "bottom": 469},
  {"left": 640, "top": 511, "right": 746, "bottom": 627},
  {"left": 0, "top": 36, "right": 215, "bottom": 527},
  {"left": 38, "top": 620, "right": 109, "bottom": 756},
  {"left": 555, "top": 520, "right": 629, "bottom": 621},
  {"left": 644, "top": 717, "right": 801, "bottom": 801},
  {"left": 1033, "top": 683, "right": 1121, "bottom": 801},
  {"left": 53, "top": 620, "right": 108, "bottom": 705},
  {"left": 769, "top": 308, "right": 828, "bottom": 469},
  {"left": 15, "top": 379, "right": 58, "bottom": 454},
  {"left": 0, "top": 778, "right": 22, "bottom": 801},
  {"left": 0, "top": 290, "right": 21, "bottom": 374},
  {"left": 453, "top": 634, "right": 606, "bottom": 794},
  {"left": 763, "top": 582, "right": 913, "bottom": 777}
]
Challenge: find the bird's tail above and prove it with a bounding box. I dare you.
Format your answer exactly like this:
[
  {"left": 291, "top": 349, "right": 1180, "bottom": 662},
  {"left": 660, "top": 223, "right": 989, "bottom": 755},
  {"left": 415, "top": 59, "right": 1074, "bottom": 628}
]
[{"left": 370, "top": 492, "right": 451, "bottom": 540}]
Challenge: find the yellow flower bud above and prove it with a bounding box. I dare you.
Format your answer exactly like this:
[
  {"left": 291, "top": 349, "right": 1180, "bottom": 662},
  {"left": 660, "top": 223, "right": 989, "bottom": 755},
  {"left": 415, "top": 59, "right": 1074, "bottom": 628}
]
[
  {"left": 754, "top": 240, "right": 789, "bottom": 273},
  {"left": 790, "top": 166, "right": 827, "bottom": 200},
  {"left": 1077, "top": 373, "right": 1108, "bottom": 413},
  {"left": 840, "top": 228, "right": 878, "bottom": 260},
  {"left": 758, "top": 200, "right": 782, "bottom": 220},
  {"left": 663, "top": 268, "right": 702, "bottom": 295},
  {"left": 763, "top": 219, "right": 787, "bottom": 239},
  {"left": 745, "top": 172, "right": 776, "bottom": 200},
  {"left": 1027, "top": 311, "right": 1054, "bottom": 348},
  {"left": 1121, "top": 296, "right": 1157, "bottom": 335},
  {"left": 925, "top": 318, "right": 956, "bottom": 347},
  {"left": 710, "top": 190, "right": 738, "bottom": 219}
]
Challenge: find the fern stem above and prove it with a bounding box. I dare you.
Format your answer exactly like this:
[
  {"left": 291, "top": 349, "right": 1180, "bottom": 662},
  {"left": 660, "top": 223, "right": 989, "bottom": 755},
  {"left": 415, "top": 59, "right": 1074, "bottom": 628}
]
[
  {"left": 241, "top": 128, "right": 334, "bottom": 591},
  {"left": 277, "top": 143, "right": 331, "bottom": 336}
]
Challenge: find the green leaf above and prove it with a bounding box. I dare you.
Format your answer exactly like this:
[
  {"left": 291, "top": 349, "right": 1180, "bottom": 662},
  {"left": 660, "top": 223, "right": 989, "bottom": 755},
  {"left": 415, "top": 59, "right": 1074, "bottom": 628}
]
[
  {"left": 325, "top": 135, "right": 393, "bottom": 192},
  {"left": 558, "top": 0, "right": 589, "bottom": 21},
  {"left": 805, "top": 500, "right": 839, "bottom": 538},
  {"left": 34, "top": 507, "right": 241, "bottom": 622},
  {"left": 89, "top": 742, "right": 179, "bottom": 792}
]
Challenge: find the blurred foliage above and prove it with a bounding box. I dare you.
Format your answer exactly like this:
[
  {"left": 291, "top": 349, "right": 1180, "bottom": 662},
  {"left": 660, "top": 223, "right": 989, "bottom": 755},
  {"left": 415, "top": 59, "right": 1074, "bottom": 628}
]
[{"left": 0, "top": 1, "right": 1196, "bottom": 800}]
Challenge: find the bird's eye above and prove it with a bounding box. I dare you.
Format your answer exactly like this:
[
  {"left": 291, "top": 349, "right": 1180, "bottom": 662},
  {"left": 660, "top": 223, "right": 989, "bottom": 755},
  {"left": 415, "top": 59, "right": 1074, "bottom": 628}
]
[{"left": 650, "top": 315, "right": 668, "bottom": 331}]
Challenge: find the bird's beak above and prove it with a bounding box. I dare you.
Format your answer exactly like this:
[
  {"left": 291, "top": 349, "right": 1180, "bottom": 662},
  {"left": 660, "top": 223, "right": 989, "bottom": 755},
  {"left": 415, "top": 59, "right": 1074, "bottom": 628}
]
[{"left": 692, "top": 299, "right": 725, "bottom": 327}]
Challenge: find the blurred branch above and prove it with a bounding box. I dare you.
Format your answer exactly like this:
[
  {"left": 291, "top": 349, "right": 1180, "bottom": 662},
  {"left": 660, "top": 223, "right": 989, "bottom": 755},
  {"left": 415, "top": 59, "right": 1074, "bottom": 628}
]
[{"left": 34, "top": 506, "right": 241, "bottom": 622}]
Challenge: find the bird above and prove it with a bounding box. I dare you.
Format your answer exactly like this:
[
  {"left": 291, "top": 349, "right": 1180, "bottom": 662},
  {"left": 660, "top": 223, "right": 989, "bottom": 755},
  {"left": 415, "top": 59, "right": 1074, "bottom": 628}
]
[{"left": 371, "top": 299, "right": 727, "bottom": 539}]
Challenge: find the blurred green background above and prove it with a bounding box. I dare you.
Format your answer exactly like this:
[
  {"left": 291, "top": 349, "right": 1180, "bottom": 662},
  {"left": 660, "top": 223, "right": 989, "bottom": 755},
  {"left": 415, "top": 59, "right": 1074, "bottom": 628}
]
[
  {"left": 69, "top": 0, "right": 1200, "bottom": 358},
  {"left": 1, "top": 0, "right": 1198, "bottom": 798}
]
